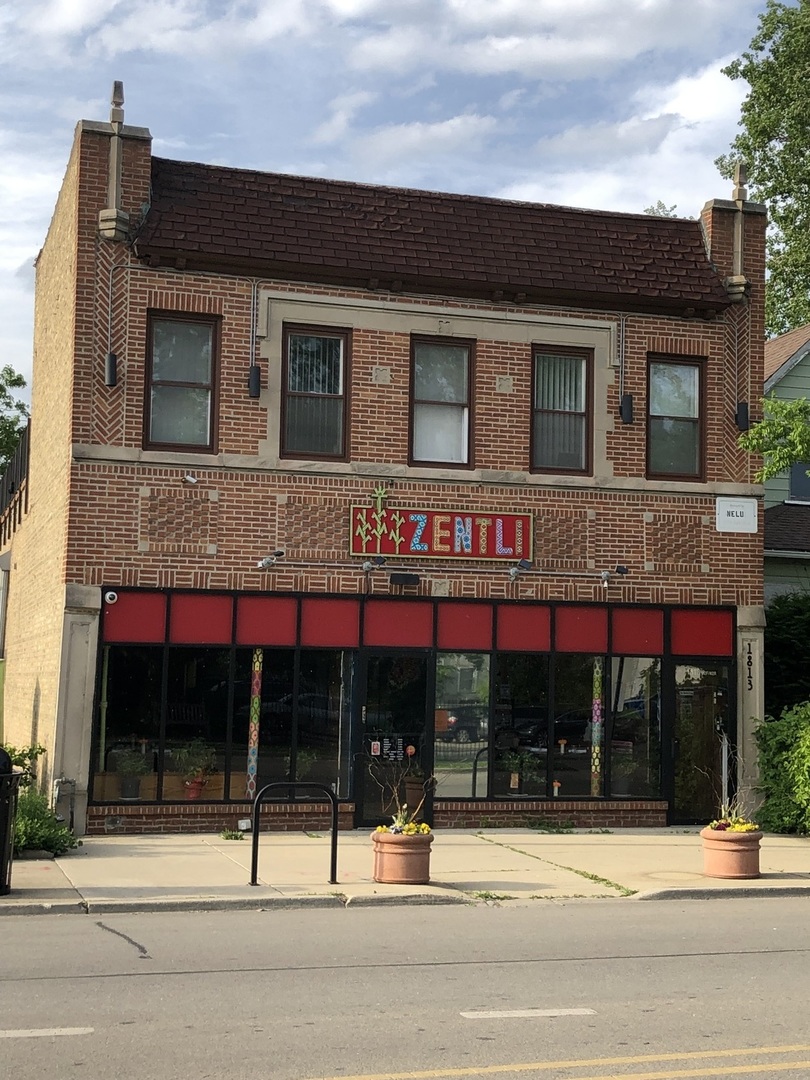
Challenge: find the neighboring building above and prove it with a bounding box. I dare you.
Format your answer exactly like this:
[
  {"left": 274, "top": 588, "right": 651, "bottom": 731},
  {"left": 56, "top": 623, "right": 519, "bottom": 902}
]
[
  {"left": 0, "top": 90, "right": 767, "bottom": 834},
  {"left": 763, "top": 325, "right": 810, "bottom": 599}
]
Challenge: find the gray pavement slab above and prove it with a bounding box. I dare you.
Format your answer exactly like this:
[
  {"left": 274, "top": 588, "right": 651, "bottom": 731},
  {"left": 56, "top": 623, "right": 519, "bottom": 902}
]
[{"left": 1, "top": 827, "right": 809, "bottom": 915}]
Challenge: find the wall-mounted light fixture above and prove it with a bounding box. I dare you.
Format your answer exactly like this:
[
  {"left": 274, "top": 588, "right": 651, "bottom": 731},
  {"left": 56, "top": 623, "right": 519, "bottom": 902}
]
[
  {"left": 256, "top": 550, "right": 285, "bottom": 569},
  {"left": 362, "top": 556, "right": 387, "bottom": 572},
  {"left": 508, "top": 558, "right": 532, "bottom": 581},
  {"left": 734, "top": 401, "right": 750, "bottom": 431},
  {"left": 248, "top": 364, "right": 262, "bottom": 399},
  {"left": 105, "top": 352, "right": 118, "bottom": 387},
  {"left": 620, "top": 393, "right": 634, "bottom": 424},
  {"left": 600, "top": 564, "right": 630, "bottom": 588}
]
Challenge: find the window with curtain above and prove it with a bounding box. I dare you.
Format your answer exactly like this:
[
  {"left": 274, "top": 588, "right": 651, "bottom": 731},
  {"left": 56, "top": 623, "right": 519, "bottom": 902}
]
[
  {"left": 647, "top": 358, "right": 702, "bottom": 478},
  {"left": 147, "top": 315, "right": 217, "bottom": 450},
  {"left": 411, "top": 338, "right": 471, "bottom": 465},
  {"left": 532, "top": 348, "right": 589, "bottom": 472},
  {"left": 282, "top": 327, "right": 348, "bottom": 458}
]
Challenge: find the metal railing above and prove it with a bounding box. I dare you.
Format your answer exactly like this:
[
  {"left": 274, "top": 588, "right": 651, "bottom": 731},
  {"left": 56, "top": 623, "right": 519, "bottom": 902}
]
[{"left": 249, "top": 782, "right": 339, "bottom": 886}]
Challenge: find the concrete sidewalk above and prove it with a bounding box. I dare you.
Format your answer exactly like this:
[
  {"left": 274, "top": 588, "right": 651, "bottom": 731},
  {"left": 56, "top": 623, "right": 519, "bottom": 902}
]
[{"left": 3, "top": 828, "right": 810, "bottom": 915}]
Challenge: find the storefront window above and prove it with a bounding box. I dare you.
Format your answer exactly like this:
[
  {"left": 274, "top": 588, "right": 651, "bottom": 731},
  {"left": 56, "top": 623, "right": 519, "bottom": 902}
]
[
  {"left": 92, "top": 645, "right": 162, "bottom": 802},
  {"left": 492, "top": 654, "right": 549, "bottom": 798},
  {"left": 609, "top": 658, "right": 661, "bottom": 797},
  {"left": 164, "top": 648, "right": 231, "bottom": 800},
  {"left": 552, "top": 655, "right": 604, "bottom": 798},
  {"left": 434, "top": 653, "right": 490, "bottom": 799},
  {"left": 297, "top": 650, "right": 353, "bottom": 797}
]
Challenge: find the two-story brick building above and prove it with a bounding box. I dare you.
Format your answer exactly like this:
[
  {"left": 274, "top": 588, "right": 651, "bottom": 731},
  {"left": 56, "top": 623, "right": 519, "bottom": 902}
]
[{"left": 0, "top": 90, "right": 766, "bottom": 835}]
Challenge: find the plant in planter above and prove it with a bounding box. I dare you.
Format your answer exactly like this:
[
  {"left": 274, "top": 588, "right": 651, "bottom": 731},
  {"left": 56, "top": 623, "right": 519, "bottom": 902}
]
[
  {"left": 174, "top": 739, "right": 217, "bottom": 801},
  {"left": 114, "top": 749, "right": 151, "bottom": 800},
  {"left": 498, "top": 750, "right": 542, "bottom": 796},
  {"left": 368, "top": 745, "right": 435, "bottom": 884},
  {"left": 700, "top": 797, "right": 762, "bottom": 879}
]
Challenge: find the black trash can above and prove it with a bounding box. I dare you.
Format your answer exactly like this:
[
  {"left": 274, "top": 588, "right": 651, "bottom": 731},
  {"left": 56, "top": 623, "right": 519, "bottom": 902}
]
[{"left": 0, "top": 747, "right": 24, "bottom": 896}]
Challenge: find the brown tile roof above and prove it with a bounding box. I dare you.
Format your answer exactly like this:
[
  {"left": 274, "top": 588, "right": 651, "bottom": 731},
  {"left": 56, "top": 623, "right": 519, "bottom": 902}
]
[
  {"left": 764, "top": 324, "right": 810, "bottom": 383},
  {"left": 136, "top": 158, "right": 731, "bottom": 315},
  {"left": 765, "top": 503, "right": 810, "bottom": 553}
]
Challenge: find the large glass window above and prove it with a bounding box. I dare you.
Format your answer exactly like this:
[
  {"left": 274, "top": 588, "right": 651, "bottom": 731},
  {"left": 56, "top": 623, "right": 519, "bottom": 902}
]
[
  {"left": 434, "top": 653, "right": 490, "bottom": 799},
  {"left": 492, "top": 654, "right": 550, "bottom": 798},
  {"left": 147, "top": 315, "right": 216, "bottom": 450},
  {"left": 412, "top": 338, "right": 471, "bottom": 465},
  {"left": 552, "top": 655, "right": 604, "bottom": 798},
  {"left": 92, "top": 646, "right": 162, "bottom": 802},
  {"left": 647, "top": 358, "right": 702, "bottom": 478},
  {"left": 532, "top": 349, "right": 590, "bottom": 473},
  {"left": 163, "top": 648, "right": 231, "bottom": 800},
  {"left": 609, "top": 658, "right": 661, "bottom": 798},
  {"left": 283, "top": 327, "right": 347, "bottom": 458}
]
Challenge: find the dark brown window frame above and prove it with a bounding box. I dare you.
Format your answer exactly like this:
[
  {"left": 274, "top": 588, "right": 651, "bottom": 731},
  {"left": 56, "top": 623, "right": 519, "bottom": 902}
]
[
  {"left": 144, "top": 311, "right": 220, "bottom": 454},
  {"left": 646, "top": 355, "right": 705, "bottom": 482},
  {"left": 530, "top": 344, "right": 593, "bottom": 475},
  {"left": 409, "top": 335, "right": 475, "bottom": 469},
  {"left": 280, "top": 323, "right": 351, "bottom": 462}
]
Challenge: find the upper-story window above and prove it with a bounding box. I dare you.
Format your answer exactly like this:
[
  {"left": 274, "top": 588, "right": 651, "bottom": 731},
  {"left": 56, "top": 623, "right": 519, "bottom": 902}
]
[
  {"left": 411, "top": 337, "right": 472, "bottom": 466},
  {"left": 532, "top": 347, "right": 591, "bottom": 473},
  {"left": 146, "top": 314, "right": 218, "bottom": 451},
  {"left": 282, "top": 326, "right": 348, "bottom": 459},
  {"left": 647, "top": 357, "right": 703, "bottom": 479},
  {"left": 789, "top": 462, "right": 810, "bottom": 501}
]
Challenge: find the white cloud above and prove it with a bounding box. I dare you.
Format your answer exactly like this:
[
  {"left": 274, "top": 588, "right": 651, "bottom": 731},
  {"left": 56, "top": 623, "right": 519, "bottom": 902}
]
[
  {"left": 497, "top": 59, "right": 748, "bottom": 214},
  {"left": 353, "top": 113, "right": 499, "bottom": 172},
  {"left": 312, "top": 90, "right": 377, "bottom": 145}
]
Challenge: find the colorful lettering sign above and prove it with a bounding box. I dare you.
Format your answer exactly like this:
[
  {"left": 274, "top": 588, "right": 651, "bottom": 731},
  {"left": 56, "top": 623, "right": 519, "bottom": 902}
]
[{"left": 351, "top": 486, "right": 532, "bottom": 561}]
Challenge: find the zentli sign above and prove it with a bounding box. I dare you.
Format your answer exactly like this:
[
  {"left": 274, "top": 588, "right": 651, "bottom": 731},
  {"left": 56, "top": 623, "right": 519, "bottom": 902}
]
[{"left": 351, "top": 485, "right": 532, "bottom": 561}]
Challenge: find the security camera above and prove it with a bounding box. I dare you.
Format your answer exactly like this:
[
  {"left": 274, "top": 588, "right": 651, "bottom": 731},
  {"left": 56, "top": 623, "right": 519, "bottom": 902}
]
[
  {"left": 256, "top": 551, "right": 285, "bottom": 569},
  {"left": 104, "top": 591, "right": 119, "bottom": 605}
]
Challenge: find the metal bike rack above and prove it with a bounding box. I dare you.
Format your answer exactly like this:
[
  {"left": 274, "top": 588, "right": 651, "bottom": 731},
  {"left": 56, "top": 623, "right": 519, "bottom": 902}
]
[{"left": 249, "top": 782, "right": 339, "bottom": 886}]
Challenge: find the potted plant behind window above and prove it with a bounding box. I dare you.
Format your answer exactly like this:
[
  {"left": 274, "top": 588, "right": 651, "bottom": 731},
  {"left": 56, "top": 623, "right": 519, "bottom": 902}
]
[
  {"left": 368, "top": 745, "right": 436, "bottom": 884},
  {"left": 114, "top": 749, "right": 151, "bottom": 800},
  {"left": 174, "top": 739, "right": 217, "bottom": 801}
]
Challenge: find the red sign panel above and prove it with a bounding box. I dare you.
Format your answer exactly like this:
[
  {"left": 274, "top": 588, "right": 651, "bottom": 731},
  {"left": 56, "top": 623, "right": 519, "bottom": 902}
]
[{"left": 351, "top": 505, "right": 532, "bottom": 561}]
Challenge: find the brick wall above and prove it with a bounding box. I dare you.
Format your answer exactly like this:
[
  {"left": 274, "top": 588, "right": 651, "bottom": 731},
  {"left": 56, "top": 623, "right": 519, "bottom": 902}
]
[{"left": 86, "top": 798, "right": 667, "bottom": 834}]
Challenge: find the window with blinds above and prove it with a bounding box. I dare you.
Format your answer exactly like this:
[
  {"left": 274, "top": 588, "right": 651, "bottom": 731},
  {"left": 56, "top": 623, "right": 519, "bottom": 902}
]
[
  {"left": 532, "top": 348, "right": 590, "bottom": 473},
  {"left": 282, "top": 327, "right": 349, "bottom": 459}
]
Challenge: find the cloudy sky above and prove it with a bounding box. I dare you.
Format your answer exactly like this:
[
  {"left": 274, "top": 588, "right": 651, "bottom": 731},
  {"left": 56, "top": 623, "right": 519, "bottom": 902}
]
[{"left": 1, "top": 0, "right": 767, "bottom": 395}]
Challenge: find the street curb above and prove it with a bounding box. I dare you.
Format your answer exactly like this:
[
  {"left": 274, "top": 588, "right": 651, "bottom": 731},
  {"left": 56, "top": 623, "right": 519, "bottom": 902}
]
[
  {"left": 343, "top": 892, "right": 472, "bottom": 907},
  {"left": 634, "top": 886, "right": 810, "bottom": 901},
  {"left": 0, "top": 901, "right": 87, "bottom": 917}
]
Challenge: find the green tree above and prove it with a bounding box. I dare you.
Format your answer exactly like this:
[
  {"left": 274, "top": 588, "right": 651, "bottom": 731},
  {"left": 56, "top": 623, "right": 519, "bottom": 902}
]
[
  {"left": 738, "top": 395, "right": 810, "bottom": 480},
  {"left": 0, "top": 364, "right": 28, "bottom": 470},
  {"left": 762, "top": 591, "right": 810, "bottom": 719},
  {"left": 643, "top": 200, "right": 679, "bottom": 217},
  {"left": 718, "top": 0, "right": 810, "bottom": 336}
]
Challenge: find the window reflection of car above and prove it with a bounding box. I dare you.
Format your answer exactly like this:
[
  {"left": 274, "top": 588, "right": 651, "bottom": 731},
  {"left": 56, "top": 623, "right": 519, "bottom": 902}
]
[{"left": 436, "top": 705, "right": 487, "bottom": 743}]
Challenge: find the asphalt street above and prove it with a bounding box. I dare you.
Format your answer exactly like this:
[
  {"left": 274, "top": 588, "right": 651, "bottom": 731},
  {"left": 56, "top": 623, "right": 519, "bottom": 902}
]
[{"left": 3, "top": 898, "right": 810, "bottom": 1080}]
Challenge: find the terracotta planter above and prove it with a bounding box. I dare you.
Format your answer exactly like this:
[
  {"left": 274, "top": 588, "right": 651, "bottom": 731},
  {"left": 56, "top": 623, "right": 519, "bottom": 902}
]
[
  {"left": 371, "top": 830, "right": 434, "bottom": 884},
  {"left": 184, "top": 778, "right": 207, "bottom": 801},
  {"left": 700, "top": 827, "right": 762, "bottom": 879}
]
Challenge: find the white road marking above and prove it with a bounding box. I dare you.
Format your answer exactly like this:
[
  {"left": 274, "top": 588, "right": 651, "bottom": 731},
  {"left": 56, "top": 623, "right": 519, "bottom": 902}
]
[
  {"left": 0, "top": 1027, "right": 94, "bottom": 1039},
  {"left": 460, "top": 1008, "right": 596, "bottom": 1019}
]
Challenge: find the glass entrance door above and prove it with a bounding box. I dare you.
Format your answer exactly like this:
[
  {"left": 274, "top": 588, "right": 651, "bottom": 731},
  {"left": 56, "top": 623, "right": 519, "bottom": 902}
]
[
  {"left": 356, "top": 652, "right": 431, "bottom": 827},
  {"left": 671, "top": 664, "right": 730, "bottom": 824}
]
